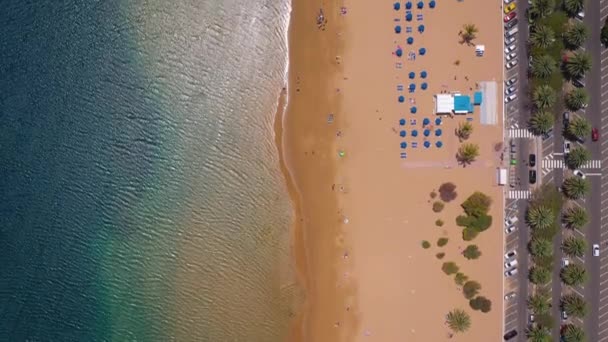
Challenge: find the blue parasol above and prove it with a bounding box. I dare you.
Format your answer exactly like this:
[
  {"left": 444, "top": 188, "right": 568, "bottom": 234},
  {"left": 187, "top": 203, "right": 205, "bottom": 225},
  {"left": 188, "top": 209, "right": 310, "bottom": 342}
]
[
  {"left": 407, "top": 37, "right": 414, "bottom": 44},
  {"left": 423, "top": 118, "right": 430, "bottom": 125},
  {"left": 401, "top": 142, "right": 407, "bottom": 149},
  {"left": 411, "top": 106, "right": 417, "bottom": 114},
  {"left": 399, "top": 118, "right": 406, "bottom": 125},
  {"left": 435, "top": 118, "right": 442, "bottom": 125},
  {"left": 419, "top": 47, "right": 426, "bottom": 55},
  {"left": 394, "top": 2, "right": 401, "bottom": 10},
  {"left": 435, "top": 129, "right": 442, "bottom": 136},
  {"left": 396, "top": 48, "right": 403, "bottom": 57},
  {"left": 400, "top": 130, "right": 407, "bottom": 137},
  {"left": 395, "top": 25, "right": 402, "bottom": 34},
  {"left": 418, "top": 25, "right": 425, "bottom": 33},
  {"left": 406, "top": 13, "right": 413, "bottom": 21},
  {"left": 421, "top": 83, "right": 428, "bottom": 90},
  {"left": 420, "top": 71, "right": 427, "bottom": 78},
  {"left": 409, "top": 72, "right": 415, "bottom": 79},
  {"left": 424, "top": 129, "right": 430, "bottom": 137},
  {"left": 429, "top": 0, "right": 436, "bottom": 8},
  {"left": 424, "top": 140, "right": 431, "bottom": 148},
  {"left": 417, "top": 1, "right": 424, "bottom": 9},
  {"left": 409, "top": 83, "right": 416, "bottom": 91},
  {"left": 406, "top": 1, "right": 412, "bottom": 9},
  {"left": 436, "top": 141, "right": 443, "bottom": 148},
  {"left": 412, "top": 129, "right": 418, "bottom": 137},
  {"left": 398, "top": 95, "right": 405, "bottom": 103}
]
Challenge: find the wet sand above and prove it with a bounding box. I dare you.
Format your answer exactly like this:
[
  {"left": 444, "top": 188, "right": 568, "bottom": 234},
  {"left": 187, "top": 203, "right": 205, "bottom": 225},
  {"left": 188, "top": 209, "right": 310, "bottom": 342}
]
[{"left": 283, "top": 0, "right": 504, "bottom": 341}]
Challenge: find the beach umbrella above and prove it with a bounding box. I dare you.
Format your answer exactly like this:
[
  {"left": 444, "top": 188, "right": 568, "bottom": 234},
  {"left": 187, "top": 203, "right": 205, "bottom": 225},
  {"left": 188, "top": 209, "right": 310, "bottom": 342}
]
[
  {"left": 417, "top": 1, "right": 424, "bottom": 9},
  {"left": 400, "top": 130, "right": 407, "bottom": 137},
  {"left": 399, "top": 118, "right": 406, "bottom": 125},
  {"left": 406, "top": 13, "right": 413, "bottom": 21},
  {"left": 394, "top": 2, "right": 401, "bottom": 10},
  {"left": 429, "top": 0, "right": 436, "bottom": 9},
  {"left": 395, "top": 25, "right": 402, "bottom": 33},
  {"left": 412, "top": 129, "right": 418, "bottom": 137},
  {"left": 423, "top": 129, "right": 430, "bottom": 137},
  {"left": 407, "top": 37, "right": 414, "bottom": 44},
  {"left": 396, "top": 48, "right": 403, "bottom": 57},
  {"left": 436, "top": 141, "right": 443, "bottom": 148},
  {"left": 409, "top": 83, "right": 416, "bottom": 91},
  {"left": 435, "top": 118, "right": 442, "bottom": 125},
  {"left": 424, "top": 141, "right": 431, "bottom": 148},
  {"left": 423, "top": 118, "right": 430, "bottom": 126},
  {"left": 418, "top": 25, "right": 425, "bottom": 33},
  {"left": 410, "top": 106, "right": 417, "bottom": 114},
  {"left": 408, "top": 72, "right": 415, "bottom": 79},
  {"left": 401, "top": 142, "right": 407, "bottom": 149},
  {"left": 419, "top": 47, "right": 426, "bottom": 55},
  {"left": 421, "top": 82, "right": 428, "bottom": 90},
  {"left": 435, "top": 129, "right": 442, "bottom": 137},
  {"left": 339, "top": 150, "right": 346, "bottom": 157},
  {"left": 420, "top": 71, "right": 427, "bottom": 78},
  {"left": 406, "top": 1, "right": 412, "bottom": 9},
  {"left": 398, "top": 95, "right": 405, "bottom": 103}
]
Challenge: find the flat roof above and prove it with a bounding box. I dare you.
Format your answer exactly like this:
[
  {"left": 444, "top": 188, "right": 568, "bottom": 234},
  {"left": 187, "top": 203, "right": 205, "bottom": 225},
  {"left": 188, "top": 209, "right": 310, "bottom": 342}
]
[
  {"left": 454, "top": 95, "right": 471, "bottom": 113},
  {"left": 435, "top": 94, "right": 454, "bottom": 113}
]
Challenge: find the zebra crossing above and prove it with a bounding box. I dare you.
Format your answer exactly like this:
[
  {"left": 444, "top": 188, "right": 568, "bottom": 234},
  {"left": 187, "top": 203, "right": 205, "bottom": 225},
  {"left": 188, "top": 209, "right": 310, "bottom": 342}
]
[
  {"left": 507, "top": 190, "right": 531, "bottom": 199},
  {"left": 541, "top": 159, "right": 602, "bottom": 169},
  {"left": 508, "top": 129, "right": 534, "bottom": 139}
]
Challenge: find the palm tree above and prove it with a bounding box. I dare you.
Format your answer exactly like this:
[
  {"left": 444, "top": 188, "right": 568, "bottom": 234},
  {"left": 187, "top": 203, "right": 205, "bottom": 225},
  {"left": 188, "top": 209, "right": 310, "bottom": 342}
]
[
  {"left": 566, "top": 146, "right": 591, "bottom": 169},
  {"left": 527, "top": 325, "right": 552, "bottom": 342},
  {"left": 562, "top": 236, "right": 587, "bottom": 257},
  {"left": 527, "top": 205, "right": 554, "bottom": 231},
  {"left": 528, "top": 288, "right": 551, "bottom": 313},
  {"left": 530, "top": 25, "right": 555, "bottom": 49},
  {"left": 446, "top": 309, "right": 471, "bottom": 333},
  {"left": 529, "top": 111, "right": 555, "bottom": 135},
  {"left": 562, "top": 176, "right": 590, "bottom": 199},
  {"left": 459, "top": 24, "right": 478, "bottom": 45},
  {"left": 563, "top": 207, "right": 589, "bottom": 229},
  {"left": 531, "top": 55, "right": 557, "bottom": 79},
  {"left": 456, "top": 121, "right": 473, "bottom": 141},
  {"left": 564, "top": 21, "right": 589, "bottom": 49},
  {"left": 567, "top": 116, "right": 591, "bottom": 140},
  {"left": 561, "top": 263, "right": 588, "bottom": 286},
  {"left": 561, "top": 293, "right": 588, "bottom": 318},
  {"left": 564, "top": 0, "right": 584, "bottom": 16},
  {"left": 530, "top": 266, "right": 552, "bottom": 285},
  {"left": 530, "top": 0, "right": 555, "bottom": 19},
  {"left": 529, "top": 238, "right": 553, "bottom": 258},
  {"left": 565, "top": 88, "right": 589, "bottom": 111},
  {"left": 566, "top": 51, "right": 592, "bottom": 80},
  {"left": 561, "top": 323, "right": 585, "bottom": 342},
  {"left": 456, "top": 143, "right": 480, "bottom": 166},
  {"left": 533, "top": 85, "right": 556, "bottom": 111}
]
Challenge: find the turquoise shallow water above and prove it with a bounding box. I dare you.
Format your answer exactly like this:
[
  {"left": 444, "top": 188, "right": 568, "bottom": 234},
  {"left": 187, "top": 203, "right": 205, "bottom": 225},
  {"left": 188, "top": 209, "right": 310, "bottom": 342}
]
[{"left": 0, "top": 0, "right": 294, "bottom": 340}]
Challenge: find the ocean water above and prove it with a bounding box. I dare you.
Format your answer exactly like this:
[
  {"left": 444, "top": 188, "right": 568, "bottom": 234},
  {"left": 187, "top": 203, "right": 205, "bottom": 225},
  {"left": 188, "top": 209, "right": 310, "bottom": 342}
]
[{"left": 0, "top": 0, "right": 295, "bottom": 340}]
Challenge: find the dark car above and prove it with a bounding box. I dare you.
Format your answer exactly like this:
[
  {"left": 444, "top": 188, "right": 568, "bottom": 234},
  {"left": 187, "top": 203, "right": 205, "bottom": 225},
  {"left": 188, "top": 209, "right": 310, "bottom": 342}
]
[
  {"left": 529, "top": 170, "right": 537, "bottom": 184},
  {"left": 505, "top": 18, "right": 518, "bottom": 29},
  {"left": 529, "top": 154, "right": 536, "bottom": 167},
  {"left": 504, "top": 330, "right": 518, "bottom": 340},
  {"left": 563, "top": 111, "right": 570, "bottom": 128},
  {"left": 593, "top": 128, "right": 599, "bottom": 142}
]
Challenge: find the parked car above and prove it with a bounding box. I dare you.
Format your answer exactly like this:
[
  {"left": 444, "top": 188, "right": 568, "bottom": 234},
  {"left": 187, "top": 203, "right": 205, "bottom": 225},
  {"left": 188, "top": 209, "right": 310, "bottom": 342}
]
[
  {"left": 505, "top": 45, "right": 516, "bottom": 54},
  {"left": 504, "top": 11, "right": 517, "bottom": 22},
  {"left": 505, "top": 250, "right": 517, "bottom": 260},
  {"left": 529, "top": 313, "right": 535, "bottom": 324},
  {"left": 505, "top": 52, "right": 517, "bottom": 61},
  {"left": 562, "top": 310, "right": 568, "bottom": 320},
  {"left": 594, "top": 244, "right": 600, "bottom": 256},
  {"left": 505, "top": 215, "right": 518, "bottom": 226},
  {"left": 563, "top": 111, "right": 570, "bottom": 127},
  {"left": 574, "top": 169, "right": 586, "bottom": 179},
  {"left": 505, "top": 94, "right": 517, "bottom": 102},
  {"left": 504, "top": 330, "right": 518, "bottom": 340},
  {"left": 505, "top": 260, "right": 518, "bottom": 268},
  {"left": 564, "top": 141, "right": 571, "bottom": 154},
  {"left": 529, "top": 170, "right": 536, "bottom": 184},
  {"left": 506, "top": 225, "right": 517, "bottom": 234},
  {"left": 505, "top": 76, "right": 517, "bottom": 86},
  {"left": 592, "top": 128, "right": 599, "bottom": 141},
  {"left": 505, "top": 86, "right": 516, "bottom": 94},
  {"left": 506, "top": 60, "right": 518, "bottom": 69},
  {"left": 505, "top": 268, "right": 518, "bottom": 277},
  {"left": 562, "top": 258, "right": 570, "bottom": 267},
  {"left": 505, "top": 19, "right": 518, "bottom": 30},
  {"left": 505, "top": 36, "right": 516, "bottom": 45},
  {"left": 529, "top": 154, "right": 536, "bottom": 167},
  {"left": 504, "top": 0, "right": 515, "bottom": 4},
  {"left": 504, "top": 2, "right": 516, "bottom": 14},
  {"left": 504, "top": 291, "right": 517, "bottom": 300},
  {"left": 577, "top": 11, "right": 584, "bottom": 19}
]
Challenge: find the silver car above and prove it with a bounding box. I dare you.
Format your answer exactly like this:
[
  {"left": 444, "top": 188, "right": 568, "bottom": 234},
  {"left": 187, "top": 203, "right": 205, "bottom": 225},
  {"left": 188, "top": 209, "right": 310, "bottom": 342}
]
[
  {"left": 505, "top": 52, "right": 517, "bottom": 61},
  {"left": 506, "top": 60, "right": 518, "bottom": 69},
  {"left": 505, "top": 86, "right": 516, "bottom": 94}
]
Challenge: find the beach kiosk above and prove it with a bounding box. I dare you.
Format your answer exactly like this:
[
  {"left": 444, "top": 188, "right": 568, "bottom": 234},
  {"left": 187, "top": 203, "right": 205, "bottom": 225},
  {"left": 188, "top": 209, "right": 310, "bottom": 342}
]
[{"left": 498, "top": 168, "right": 508, "bottom": 186}]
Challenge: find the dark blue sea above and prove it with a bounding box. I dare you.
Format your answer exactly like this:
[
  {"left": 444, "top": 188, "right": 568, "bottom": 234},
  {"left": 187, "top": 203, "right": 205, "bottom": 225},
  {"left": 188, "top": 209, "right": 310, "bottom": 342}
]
[{"left": 0, "top": 0, "right": 295, "bottom": 340}]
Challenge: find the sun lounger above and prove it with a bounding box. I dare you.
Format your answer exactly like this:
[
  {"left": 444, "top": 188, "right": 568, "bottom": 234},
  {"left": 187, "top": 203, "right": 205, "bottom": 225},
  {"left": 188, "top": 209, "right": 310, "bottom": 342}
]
[
  {"left": 400, "top": 152, "right": 407, "bottom": 159},
  {"left": 397, "top": 84, "right": 404, "bottom": 91},
  {"left": 396, "top": 62, "right": 403, "bottom": 69},
  {"left": 406, "top": 26, "right": 413, "bottom": 33},
  {"left": 410, "top": 119, "right": 417, "bottom": 125},
  {"left": 417, "top": 14, "right": 423, "bottom": 21},
  {"left": 412, "top": 142, "right": 418, "bottom": 148}
]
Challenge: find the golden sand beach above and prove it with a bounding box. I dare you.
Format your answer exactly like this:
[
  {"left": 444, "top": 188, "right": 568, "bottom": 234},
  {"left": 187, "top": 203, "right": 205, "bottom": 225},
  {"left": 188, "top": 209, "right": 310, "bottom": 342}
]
[{"left": 283, "top": 0, "right": 506, "bottom": 341}]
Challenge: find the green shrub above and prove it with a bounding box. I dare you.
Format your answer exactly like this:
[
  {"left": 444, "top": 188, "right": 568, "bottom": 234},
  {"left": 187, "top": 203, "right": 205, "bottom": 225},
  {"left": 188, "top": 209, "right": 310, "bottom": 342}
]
[
  {"left": 433, "top": 201, "right": 445, "bottom": 213},
  {"left": 437, "top": 237, "right": 449, "bottom": 247},
  {"left": 463, "top": 281, "right": 481, "bottom": 299},
  {"left": 455, "top": 272, "right": 468, "bottom": 286},
  {"left": 463, "top": 245, "right": 482, "bottom": 260},
  {"left": 461, "top": 192, "right": 492, "bottom": 216},
  {"left": 422, "top": 240, "right": 431, "bottom": 249},
  {"left": 469, "top": 296, "right": 492, "bottom": 313},
  {"left": 439, "top": 182, "right": 458, "bottom": 202},
  {"left": 435, "top": 219, "right": 444, "bottom": 227},
  {"left": 442, "top": 262, "right": 459, "bottom": 275},
  {"left": 462, "top": 228, "right": 479, "bottom": 241},
  {"left": 470, "top": 213, "right": 492, "bottom": 232},
  {"left": 456, "top": 215, "right": 473, "bottom": 227},
  {"left": 436, "top": 252, "right": 446, "bottom": 259},
  {"left": 430, "top": 191, "right": 437, "bottom": 199}
]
